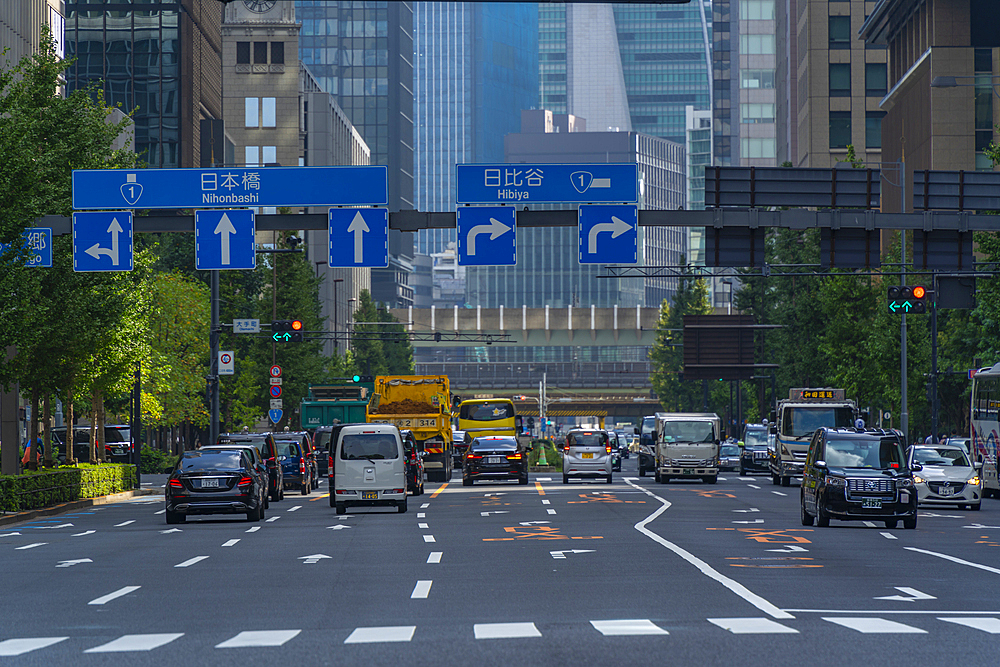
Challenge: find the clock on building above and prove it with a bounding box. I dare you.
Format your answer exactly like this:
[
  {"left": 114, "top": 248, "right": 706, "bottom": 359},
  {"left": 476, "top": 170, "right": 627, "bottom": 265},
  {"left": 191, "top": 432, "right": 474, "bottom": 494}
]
[{"left": 243, "top": 0, "right": 276, "bottom": 13}]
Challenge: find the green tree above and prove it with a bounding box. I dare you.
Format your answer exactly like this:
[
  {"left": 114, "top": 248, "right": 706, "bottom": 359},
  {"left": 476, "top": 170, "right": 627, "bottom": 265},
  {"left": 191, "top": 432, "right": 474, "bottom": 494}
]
[{"left": 648, "top": 267, "right": 712, "bottom": 410}]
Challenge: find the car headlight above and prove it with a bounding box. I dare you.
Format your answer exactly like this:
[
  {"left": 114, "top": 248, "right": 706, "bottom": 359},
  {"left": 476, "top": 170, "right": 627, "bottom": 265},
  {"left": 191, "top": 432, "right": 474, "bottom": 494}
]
[
  {"left": 896, "top": 478, "right": 914, "bottom": 489},
  {"left": 911, "top": 475, "right": 924, "bottom": 485},
  {"left": 780, "top": 445, "right": 790, "bottom": 456},
  {"left": 967, "top": 476, "right": 981, "bottom": 486},
  {"left": 824, "top": 476, "right": 846, "bottom": 487}
]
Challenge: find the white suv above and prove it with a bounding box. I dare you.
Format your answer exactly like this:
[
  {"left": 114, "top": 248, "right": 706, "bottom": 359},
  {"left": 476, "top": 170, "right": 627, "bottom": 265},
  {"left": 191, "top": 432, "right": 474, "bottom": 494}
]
[{"left": 562, "top": 429, "right": 613, "bottom": 484}]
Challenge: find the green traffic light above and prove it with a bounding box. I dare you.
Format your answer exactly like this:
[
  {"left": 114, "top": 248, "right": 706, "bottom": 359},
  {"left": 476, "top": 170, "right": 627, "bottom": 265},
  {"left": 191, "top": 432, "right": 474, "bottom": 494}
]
[{"left": 352, "top": 375, "right": 361, "bottom": 382}]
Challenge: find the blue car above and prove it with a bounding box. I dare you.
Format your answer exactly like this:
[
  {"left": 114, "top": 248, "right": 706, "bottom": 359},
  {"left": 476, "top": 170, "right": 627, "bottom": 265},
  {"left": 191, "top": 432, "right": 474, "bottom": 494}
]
[{"left": 277, "top": 439, "right": 312, "bottom": 495}]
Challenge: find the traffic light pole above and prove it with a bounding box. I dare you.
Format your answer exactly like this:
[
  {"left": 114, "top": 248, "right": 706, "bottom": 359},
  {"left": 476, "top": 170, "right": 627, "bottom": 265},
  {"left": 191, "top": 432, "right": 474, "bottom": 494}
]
[
  {"left": 209, "top": 270, "right": 220, "bottom": 447},
  {"left": 899, "top": 167, "right": 909, "bottom": 443},
  {"left": 930, "top": 283, "right": 939, "bottom": 443}
]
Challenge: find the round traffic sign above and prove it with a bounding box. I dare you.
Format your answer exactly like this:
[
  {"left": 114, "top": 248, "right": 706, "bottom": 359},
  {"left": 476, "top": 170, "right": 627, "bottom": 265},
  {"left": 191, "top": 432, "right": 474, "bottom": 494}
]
[
  {"left": 269, "top": 385, "right": 282, "bottom": 398},
  {"left": 220, "top": 353, "right": 233, "bottom": 365},
  {"left": 269, "top": 365, "right": 282, "bottom": 378}
]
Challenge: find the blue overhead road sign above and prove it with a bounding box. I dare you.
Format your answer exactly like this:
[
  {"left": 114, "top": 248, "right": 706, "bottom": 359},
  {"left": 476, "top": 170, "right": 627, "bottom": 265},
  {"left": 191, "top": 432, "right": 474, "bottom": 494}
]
[
  {"left": 456, "top": 163, "right": 638, "bottom": 204},
  {"left": 329, "top": 208, "right": 389, "bottom": 268},
  {"left": 457, "top": 206, "right": 516, "bottom": 266},
  {"left": 73, "top": 211, "right": 134, "bottom": 272},
  {"left": 72, "top": 166, "right": 388, "bottom": 210},
  {"left": 0, "top": 228, "right": 53, "bottom": 268},
  {"left": 578, "top": 205, "right": 638, "bottom": 265},
  {"left": 195, "top": 209, "right": 256, "bottom": 270}
]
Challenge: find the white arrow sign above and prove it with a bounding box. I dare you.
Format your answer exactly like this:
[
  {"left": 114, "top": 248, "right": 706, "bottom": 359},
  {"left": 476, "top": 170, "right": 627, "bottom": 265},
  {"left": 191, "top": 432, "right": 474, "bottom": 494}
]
[
  {"left": 160, "top": 528, "right": 183, "bottom": 535},
  {"left": 300, "top": 554, "right": 332, "bottom": 565},
  {"left": 519, "top": 521, "right": 551, "bottom": 526},
  {"left": 550, "top": 549, "right": 596, "bottom": 559},
  {"left": 214, "top": 212, "right": 237, "bottom": 266},
  {"left": 326, "top": 525, "right": 352, "bottom": 530},
  {"left": 56, "top": 558, "right": 93, "bottom": 568},
  {"left": 84, "top": 217, "right": 124, "bottom": 265},
  {"left": 36, "top": 523, "right": 75, "bottom": 530},
  {"left": 875, "top": 587, "right": 936, "bottom": 602},
  {"left": 481, "top": 511, "right": 509, "bottom": 516},
  {"left": 466, "top": 217, "right": 511, "bottom": 256},
  {"left": 587, "top": 215, "right": 632, "bottom": 254},
  {"left": 767, "top": 545, "right": 809, "bottom": 553},
  {"left": 347, "top": 211, "right": 369, "bottom": 263}
]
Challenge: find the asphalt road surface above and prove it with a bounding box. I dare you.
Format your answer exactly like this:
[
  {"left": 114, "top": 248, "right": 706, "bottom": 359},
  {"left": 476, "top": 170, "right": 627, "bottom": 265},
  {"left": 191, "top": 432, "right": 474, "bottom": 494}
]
[{"left": 2, "top": 461, "right": 999, "bottom": 666}]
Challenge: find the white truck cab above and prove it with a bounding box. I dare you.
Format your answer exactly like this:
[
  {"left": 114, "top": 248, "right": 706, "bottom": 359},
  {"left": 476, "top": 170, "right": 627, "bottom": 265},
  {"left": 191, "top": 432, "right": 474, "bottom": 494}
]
[{"left": 654, "top": 413, "right": 722, "bottom": 484}]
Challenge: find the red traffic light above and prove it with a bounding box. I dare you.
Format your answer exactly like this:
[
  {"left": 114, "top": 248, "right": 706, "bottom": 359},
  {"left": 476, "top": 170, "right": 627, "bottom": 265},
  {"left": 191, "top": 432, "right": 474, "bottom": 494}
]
[
  {"left": 291, "top": 320, "right": 303, "bottom": 331},
  {"left": 912, "top": 286, "right": 925, "bottom": 299}
]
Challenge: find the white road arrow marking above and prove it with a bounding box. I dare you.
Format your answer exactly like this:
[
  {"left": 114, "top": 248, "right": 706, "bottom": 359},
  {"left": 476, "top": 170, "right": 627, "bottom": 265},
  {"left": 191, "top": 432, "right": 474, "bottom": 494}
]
[
  {"left": 300, "top": 554, "right": 332, "bottom": 565},
  {"left": 587, "top": 215, "right": 632, "bottom": 254},
  {"left": 481, "top": 511, "right": 509, "bottom": 516},
  {"left": 84, "top": 217, "right": 124, "bottom": 265},
  {"left": 56, "top": 558, "right": 93, "bottom": 568},
  {"left": 326, "top": 525, "right": 352, "bottom": 530},
  {"left": 963, "top": 523, "right": 1000, "bottom": 529},
  {"left": 72, "top": 530, "right": 96, "bottom": 537},
  {"left": 347, "top": 212, "right": 369, "bottom": 263},
  {"left": 767, "top": 545, "right": 808, "bottom": 553},
  {"left": 550, "top": 549, "right": 596, "bottom": 559},
  {"left": 159, "top": 528, "right": 183, "bottom": 534},
  {"left": 36, "top": 523, "right": 74, "bottom": 529},
  {"left": 0, "top": 532, "right": 21, "bottom": 537},
  {"left": 214, "top": 212, "right": 237, "bottom": 266},
  {"left": 15, "top": 543, "right": 46, "bottom": 550},
  {"left": 875, "top": 587, "right": 937, "bottom": 602},
  {"left": 519, "top": 521, "right": 550, "bottom": 526},
  {"left": 467, "top": 217, "right": 511, "bottom": 256}
]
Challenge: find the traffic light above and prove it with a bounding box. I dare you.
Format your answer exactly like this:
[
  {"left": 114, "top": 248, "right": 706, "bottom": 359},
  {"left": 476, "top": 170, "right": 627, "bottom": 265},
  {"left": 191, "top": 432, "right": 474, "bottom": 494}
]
[
  {"left": 887, "top": 286, "right": 927, "bottom": 314},
  {"left": 527, "top": 416, "right": 535, "bottom": 430},
  {"left": 272, "top": 319, "right": 305, "bottom": 342},
  {"left": 348, "top": 375, "right": 373, "bottom": 383}
]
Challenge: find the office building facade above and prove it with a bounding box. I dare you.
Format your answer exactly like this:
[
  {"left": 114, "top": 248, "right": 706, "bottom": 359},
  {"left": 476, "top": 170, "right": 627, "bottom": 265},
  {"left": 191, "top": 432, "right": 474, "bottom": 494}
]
[{"left": 1, "top": 1, "right": 65, "bottom": 66}]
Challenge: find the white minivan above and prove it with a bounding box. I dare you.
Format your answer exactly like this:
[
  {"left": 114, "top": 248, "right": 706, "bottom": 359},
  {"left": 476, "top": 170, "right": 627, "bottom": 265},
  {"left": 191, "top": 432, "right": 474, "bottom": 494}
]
[{"left": 333, "top": 424, "right": 408, "bottom": 515}]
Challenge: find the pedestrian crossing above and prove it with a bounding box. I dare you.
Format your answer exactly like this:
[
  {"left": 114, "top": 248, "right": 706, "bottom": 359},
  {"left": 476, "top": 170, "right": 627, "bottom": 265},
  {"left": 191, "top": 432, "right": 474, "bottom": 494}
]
[{"left": 2, "top": 616, "right": 999, "bottom": 654}]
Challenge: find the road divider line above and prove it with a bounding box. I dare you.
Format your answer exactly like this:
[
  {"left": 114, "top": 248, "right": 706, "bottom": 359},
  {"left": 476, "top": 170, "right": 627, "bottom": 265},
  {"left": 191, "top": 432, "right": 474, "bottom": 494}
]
[
  {"left": 542, "top": 499, "right": 551, "bottom": 505},
  {"left": 246, "top": 526, "right": 260, "bottom": 533},
  {"left": 410, "top": 580, "right": 433, "bottom": 599},
  {"left": 222, "top": 539, "right": 240, "bottom": 547},
  {"left": 85, "top": 633, "right": 184, "bottom": 653},
  {"left": 423, "top": 535, "right": 436, "bottom": 543},
  {"left": 905, "top": 546, "right": 1000, "bottom": 576},
  {"left": 288, "top": 505, "right": 302, "bottom": 512},
  {"left": 535, "top": 482, "right": 546, "bottom": 496},
  {"left": 547, "top": 509, "right": 557, "bottom": 515},
  {"left": 748, "top": 484, "right": 760, "bottom": 489},
  {"left": 427, "top": 552, "right": 442, "bottom": 564},
  {"left": 771, "top": 491, "right": 787, "bottom": 496},
  {"left": 72, "top": 531, "right": 96, "bottom": 537},
  {"left": 266, "top": 516, "right": 280, "bottom": 522},
  {"left": 625, "top": 478, "right": 794, "bottom": 621},
  {"left": 863, "top": 521, "right": 877, "bottom": 528},
  {"left": 216, "top": 630, "right": 301, "bottom": 648},
  {"left": 175, "top": 556, "right": 209, "bottom": 568},
  {"left": 880, "top": 532, "right": 897, "bottom": 540},
  {"left": 429, "top": 483, "right": 449, "bottom": 499},
  {"left": 15, "top": 543, "right": 46, "bottom": 550},
  {"left": 114, "top": 520, "right": 135, "bottom": 527},
  {"left": 154, "top": 510, "right": 165, "bottom": 515},
  {"left": 0, "top": 637, "right": 68, "bottom": 656},
  {"left": 420, "top": 503, "right": 430, "bottom": 509},
  {"left": 88, "top": 586, "right": 140, "bottom": 605},
  {"left": 417, "top": 513, "right": 426, "bottom": 518},
  {"left": 418, "top": 523, "right": 429, "bottom": 529}
]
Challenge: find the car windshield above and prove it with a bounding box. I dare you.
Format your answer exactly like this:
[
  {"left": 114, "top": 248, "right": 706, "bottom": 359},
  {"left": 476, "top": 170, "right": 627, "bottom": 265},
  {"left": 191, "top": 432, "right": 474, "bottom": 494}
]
[
  {"left": 181, "top": 452, "right": 242, "bottom": 470},
  {"left": 340, "top": 434, "right": 399, "bottom": 460},
  {"left": 568, "top": 432, "right": 607, "bottom": 447},
  {"left": 460, "top": 402, "right": 514, "bottom": 421},
  {"left": 277, "top": 443, "right": 301, "bottom": 458},
  {"left": 824, "top": 438, "right": 904, "bottom": 469},
  {"left": 787, "top": 407, "right": 855, "bottom": 438},
  {"left": 660, "top": 421, "right": 715, "bottom": 443},
  {"left": 744, "top": 430, "right": 768, "bottom": 448},
  {"left": 720, "top": 445, "right": 740, "bottom": 456},
  {"left": 912, "top": 447, "right": 970, "bottom": 467},
  {"left": 314, "top": 432, "right": 332, "bottom": 452},
  {"left": 471, "top": 438, "right": 517, "bottom": 451}
]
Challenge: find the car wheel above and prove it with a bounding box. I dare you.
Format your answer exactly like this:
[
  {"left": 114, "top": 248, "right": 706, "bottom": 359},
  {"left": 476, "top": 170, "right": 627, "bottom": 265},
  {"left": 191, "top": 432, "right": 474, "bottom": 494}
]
[
  {"left": 302, "top": 480, "right": 310, "bottom": 496},
  {"left": 740, "top": 466, "right": 747, "bottom": 476},
  {"left": 816, "top": 505, "right": 830, "bottom": 527},
  {"left": 772, "top": 473, "right": 780, "bottom": 485},
  {"left": 781, "top": 476, "right": 791, "bottom": 487},
  {"left": 638, "top": 466, "right": 645, "bottom": 477},
  {"left": 329, "top": 493, "right": 336, "bottom": 508},
  {"left": 563, "top": 474, "right": 569, "bottom": 484},
  {"left": 704, "top": 476, "right": 718, "bottom": 485},
  {"left": 606, "top": 474, "right": 613, "bottom": 484},
  {"left": 270, "top": 486, "right": 279, "bottom": 502},
  {"left": 519, "top": 475, "right": 529, "bottom": 485},
  {"left": 335, "top": 503, "right": 346, "bottom": 515},
  {"left": 903, "top": 514, "right": 917, "bottom": 529},
  {"left": 397, "top": 497, "right": 408, "bottom": 513},
  {"left": 462, "top": 476, "right": 473, "bottom": 486},
  {"left": 654, "top": 469, "right": 662, "bottom": 483},
  {"left": 884, "top": 519, "right": 898, "bottom": 529},
  {"left": 264, "top": 493, "right": 269, "bottom": 510},
  {"left": 165, "top": 510, "right": 185, "bottom": 525},
  {"left": 800, "top": 497, "right": 814, "bottom": 526},
  {"left": 971, "top": 502, "right": 982, "bottom": 511}
]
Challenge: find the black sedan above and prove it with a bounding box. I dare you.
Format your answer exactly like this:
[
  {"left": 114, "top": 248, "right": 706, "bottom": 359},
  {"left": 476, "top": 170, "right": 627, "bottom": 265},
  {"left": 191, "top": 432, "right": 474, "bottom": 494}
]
[
  {"left": 462, "top": 436, "right": 530, "bottom": 486},
  {"left": 165, "top": 450, "right": 268, "bottom": 523}
]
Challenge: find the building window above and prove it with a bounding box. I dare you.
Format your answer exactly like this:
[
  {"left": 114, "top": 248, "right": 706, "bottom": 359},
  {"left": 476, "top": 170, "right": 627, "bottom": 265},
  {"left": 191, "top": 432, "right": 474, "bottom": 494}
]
[
  {"left": 865, "top": 63, "right": 887, "bottom": 97},
  {"left": 263, "top": 146, "right": 277, "bottom": 165},
  {"left": 245, "top": 146, "right": 260, "bottom": 167},
  {"left": 740, "top": 34, "right": 775, "bottom": 55},
  {"left": 237, "top": 42, "right": 250, "bottom": 65},
  {"left": 741, "top": 69, "right": 775, "bottom": 89},
  {"left": 740, "top": 0, "right": 775, "bottom": 20},
  {"left": 741, "top": 103, "right": 775, "bottom": 123},
  {"left": 830, "top": 111, "right": 852, "bottom": 149},
  {"left": 270, "top": 42, "right": 285, "bottom": 64},
  {"left": 865, "top": 112, "right": 884, "bottom": 149},
  {"left": 829, "top": 16, "right": 851, "bottom": 50},
  {"left": 830, "top": 63, "right": 851, "bottom": 97},
  {"left": 245, "top": 97, "right": 258, "bottom": 127},
  {"left": 740, "top": 137, "right": 776, "bottom": 158},
  {"left": 262, "top": 98, "right": 276, "bottom": 127},
  {"left": 253, "top": 42, "right": 268, "bottom": 64}
]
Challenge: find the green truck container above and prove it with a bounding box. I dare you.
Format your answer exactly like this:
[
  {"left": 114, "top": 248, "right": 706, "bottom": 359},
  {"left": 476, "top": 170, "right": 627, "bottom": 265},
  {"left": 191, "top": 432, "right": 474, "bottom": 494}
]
[{"left": 300, "top": 380, "right": 374, "bottom": 430}]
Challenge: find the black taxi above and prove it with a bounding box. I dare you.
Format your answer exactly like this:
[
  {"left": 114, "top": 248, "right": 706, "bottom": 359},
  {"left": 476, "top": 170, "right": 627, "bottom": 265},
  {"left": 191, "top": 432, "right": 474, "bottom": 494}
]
[{"left": 800, "top": 427, "right": 920, "bottom": 529}]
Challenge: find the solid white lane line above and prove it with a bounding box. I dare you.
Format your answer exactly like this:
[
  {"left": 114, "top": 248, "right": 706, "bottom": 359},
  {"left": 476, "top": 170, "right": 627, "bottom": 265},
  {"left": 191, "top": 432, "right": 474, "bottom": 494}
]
[
  {"left": 0, "top": 638, "right": 68, "bottom": 656},
  {"left": 418, "top": 523, "right": 429, "bottom": 529},
  {"left": 288, "top": 506, "right": 302, "bottom": 512},
  {"left": 474, "top": 623, "right": 541, "bottom": 639},
  {"left": 939, "top": 617, "right": 1000, "bottom": 633},
  {"left": 216, "top": 630, "right": 301, "bottom": 648},
  {"left": 89, "top": 586, "right": 141, "bottom": 605},
  {"left": 880, "top": 532, "right": 898, "bottom": 540},
  {"left": 344, "top": 626, "right": 415, "bottom": 644},
  {"left": 246, "top": 526, "right": 260, "bottom": 533},
  {"left": 85, "top": 633, "right": 184, "bottom": 653},
  {"left": 417, "top": 513, "right": 426, "bottom": 518},
  {"left": 748, "top": 484, "right": 760, "bottom": 489},
  {"left": 423, "top": 535, "right": 436, "bottom": 543},
  {"left": 905, "top": 546, "right": 1000, "bottom": 576},
  {"left": 537, "top": 477, "right": 552, "bottom": 481},
  {"left": 115, "top": 520, "right": 135, "bottom": 527},
  {"left": 427, "top": 552, "right": 443, "bottom": 564},
  {"left": 222, "top": 539, "right": 240, "bottom": 547},
  {"left": 547, "top": 509, "right": 557, "bottom": 515},
  {"left": 420, "top": 503, "right": 429, "bottom": 509},
  {"left": 542, "top": 499, "right": 551, "bottom": 505},
  {"left": 15, "top": 543, "right": 46, "bottom": 550},
  {"left": 175, "top": 556, "right": 209, "bottom": 568},
  {"left": 591, "top": 619, "right": 668, "bottom": 636},
  {"left": 771, "top": 491, "right": 787, "bottom": 496},
  {"left": 625, "top": 478, "right": 793, "bottom": 621},
  {"left": 410, "top": 580, "right": 433, "bottom": 599},
  {"left": 822, "top": 617, "right": 926, "bottom": 634},
  {"left": 708, "top": 618, "right": 798, "bottom": 634}
]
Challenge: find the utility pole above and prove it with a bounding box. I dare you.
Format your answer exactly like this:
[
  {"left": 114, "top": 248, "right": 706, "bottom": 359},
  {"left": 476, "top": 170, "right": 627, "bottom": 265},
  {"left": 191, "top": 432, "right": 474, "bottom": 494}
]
[
  {"left": 899, "top": 159, "right": 909, "bottom": 443},
  {"left": 209, "top": 270, "right": 220, "bottom": 446},
  {"left": 930, "top": 274, "right": 939, "bottom": 442}
]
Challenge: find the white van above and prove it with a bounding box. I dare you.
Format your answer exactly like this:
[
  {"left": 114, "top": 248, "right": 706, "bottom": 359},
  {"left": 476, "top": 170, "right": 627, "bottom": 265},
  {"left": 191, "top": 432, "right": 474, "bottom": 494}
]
[{"left": 333, "top": 424, "right": 408, "bottom": 515}]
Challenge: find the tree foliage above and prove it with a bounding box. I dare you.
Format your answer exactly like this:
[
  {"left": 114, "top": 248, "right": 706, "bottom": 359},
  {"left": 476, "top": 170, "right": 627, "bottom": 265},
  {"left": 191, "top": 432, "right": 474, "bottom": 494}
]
[{"left": 648, "top": 268, "right": 712, "bottom": 410}]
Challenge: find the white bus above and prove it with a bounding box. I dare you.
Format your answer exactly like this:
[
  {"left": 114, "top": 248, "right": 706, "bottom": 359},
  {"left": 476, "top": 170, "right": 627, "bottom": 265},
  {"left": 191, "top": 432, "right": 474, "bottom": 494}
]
[{"left": 971, "top": 363, "right": 1000, "bottom": 498}]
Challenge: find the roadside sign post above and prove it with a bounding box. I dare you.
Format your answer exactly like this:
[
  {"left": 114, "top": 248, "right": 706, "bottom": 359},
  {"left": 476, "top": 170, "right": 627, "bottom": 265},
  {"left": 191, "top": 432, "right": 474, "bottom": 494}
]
[
  {"left": 72, "top": 211, "right": 134, "bottom": 272},
  {"left": 456, "top": 207, "right": 516, "bottom": 266},
  {"left": 329, "top": 208, "right": 389, "bottom": 268},
  {"left": 195, "top": 210, "right": 256, "bottom": 270},
  {"left": 219, "top": 351, "right": 234, "bottom": 375}
]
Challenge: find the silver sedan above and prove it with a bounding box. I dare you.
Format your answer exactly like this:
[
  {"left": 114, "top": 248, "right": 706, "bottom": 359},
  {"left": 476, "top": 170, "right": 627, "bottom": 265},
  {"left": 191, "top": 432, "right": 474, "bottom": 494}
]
[{"left": 910, "top": 445, "right": 983, "bottom": 510}]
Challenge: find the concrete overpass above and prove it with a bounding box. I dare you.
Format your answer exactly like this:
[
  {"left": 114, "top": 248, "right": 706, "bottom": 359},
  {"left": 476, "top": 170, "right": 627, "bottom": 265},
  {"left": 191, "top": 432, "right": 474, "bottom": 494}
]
[
  {"left": 416, "top": 361, "right": 653, "bottom": 392},
  {"left": 389, "top": 305, "right": 660, "bottom": 347}
]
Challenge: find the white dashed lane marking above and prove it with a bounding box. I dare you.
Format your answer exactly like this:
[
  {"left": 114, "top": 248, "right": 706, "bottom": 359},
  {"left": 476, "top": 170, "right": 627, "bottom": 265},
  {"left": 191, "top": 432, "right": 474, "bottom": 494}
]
[
  {"left": 474, "top": 623, "right": 541, "bottom": 639},
  {"left": 222, "top": 539, "right": 240, "bottom": 547},
  {"left": 822, "top": 617, "right": 926, "bottom": 634},
  {"left": 423, "top": 535, "right": 436, "bottom": 543},
  {"left": 708, "top": 618, "right": 798, "bottom": 634},
  {"left": 84, "top": 634, "right": 183, "bottom": 653},
  {"left": 410, "top": 580, "right": 433, "bottom": 599},
  {"left": 114, "top": 520, "right": 135, "bottom": 527},
  {"left": 427, "top": 552, "right": 443, "bottom": 564},
  {"left": 591, "top": 620, "right": 668, "bottom": 636},
  {"left": 288, "top": 506, "right": 302, "bottom": 512},
  {"left": 344, "top": 627, "right": 415, "bottom": 644},
  {"left": 216, "top": 630, "right": 301, "bottom": 648},
  {"left": 88, "top": 586, "right": 141, "bottom": 606},
  {"left": 0, "top": 638, "right": 68, "bottom": 657},
  {"left": 174, "top": 556, "right": 209, "bottom": 568}
]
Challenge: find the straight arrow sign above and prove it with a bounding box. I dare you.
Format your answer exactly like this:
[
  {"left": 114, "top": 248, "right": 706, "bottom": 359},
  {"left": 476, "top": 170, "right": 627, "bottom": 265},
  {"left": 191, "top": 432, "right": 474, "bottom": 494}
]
[
  {"left": 215, "top": 212, "right": 236, "bottom": 266},
  {"left": 347, "top": 211, "right": 369, "bottom": 263}
]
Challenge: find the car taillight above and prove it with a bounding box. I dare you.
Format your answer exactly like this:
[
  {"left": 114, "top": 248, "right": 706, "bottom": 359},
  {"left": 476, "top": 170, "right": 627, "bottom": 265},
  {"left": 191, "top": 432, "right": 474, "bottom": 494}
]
[
  {"left": 238, "top": 476, "right": 252, "bottom": 487},
  {"left": 563, "top": 445, "right": 569, "bottom": 452},
  {"left": 467, "top": 454, "right": 482, "bottom": 460},
  {"left": 328, "top": 455, "right": 334, "bottom": 472},
  {"left": 507, "top": 453, "right": 522, "bottom": 460},
  {"left": 299, "top": 459, "right": 306, "bottom": 475},
  {"left": 168, "top": 479, "right": 183, "bottom": 488},
  {"left": 606, "top": 445, "right": 612, "bottom": 454}
]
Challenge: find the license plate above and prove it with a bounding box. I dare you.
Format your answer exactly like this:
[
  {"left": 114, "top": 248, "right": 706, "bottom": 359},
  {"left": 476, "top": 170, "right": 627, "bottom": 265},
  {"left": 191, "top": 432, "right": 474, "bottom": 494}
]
[
  {"left": 200, "top": 478, "right": 220, "bottom": 488},
  {"left": 862, "top": 498, "right": 882, "bottom": 509},
  {"left": 938, "top": 487, "right": 955, "bottom": 496},
  {"left": 487, "top": 456, "right": 503, "bottom": 464},
  {"left": 684, "top": 470, "right": 695, "bottom": 475},
  {"left": 582, "top": 453, "right": 594, "bottom": 459},
  {"left": 361, "top": 491, "right": 378, "bottom": 500}
]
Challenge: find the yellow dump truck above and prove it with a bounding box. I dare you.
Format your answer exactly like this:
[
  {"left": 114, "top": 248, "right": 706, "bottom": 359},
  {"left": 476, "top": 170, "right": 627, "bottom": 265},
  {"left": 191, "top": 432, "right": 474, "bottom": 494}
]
[{"left": 366, "top": 375, "right": 454, "bottom": 482}]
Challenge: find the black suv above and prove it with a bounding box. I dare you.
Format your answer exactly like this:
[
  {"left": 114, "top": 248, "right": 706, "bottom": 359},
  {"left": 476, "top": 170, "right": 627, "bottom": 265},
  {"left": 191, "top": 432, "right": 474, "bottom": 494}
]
[
  {"left": 801, "top": 427, "right": 920, "bottom": 529},
  {"left": 739, "top": 424, "right": 770, "bottom": 475}
]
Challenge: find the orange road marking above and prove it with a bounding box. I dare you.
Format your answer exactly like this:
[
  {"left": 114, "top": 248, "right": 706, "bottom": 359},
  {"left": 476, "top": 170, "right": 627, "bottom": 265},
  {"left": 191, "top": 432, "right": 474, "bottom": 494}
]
[
  {"left": 310, "top": 493, "right": 330, "bottom": 501},
  {"left": 429, "top": 482, "right": 449, "bottom": 499},
  {"left": 534, "top": 482, "right": 545, "bottom": 496}
]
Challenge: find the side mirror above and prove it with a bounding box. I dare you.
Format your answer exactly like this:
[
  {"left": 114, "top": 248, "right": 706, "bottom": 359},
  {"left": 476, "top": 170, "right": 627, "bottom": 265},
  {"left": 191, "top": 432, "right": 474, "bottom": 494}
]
[
  {"left": 975, "top": 461, "right": 984, "bottom": 471},
  {"left": 278, "top": 455, "right": 287, "bottom": 462},
  {"left": 910, "top": 463, "right": 923, "bottom": 472},
  {"left": 814, "top": 460, "right": 827, "bottom": 470}
]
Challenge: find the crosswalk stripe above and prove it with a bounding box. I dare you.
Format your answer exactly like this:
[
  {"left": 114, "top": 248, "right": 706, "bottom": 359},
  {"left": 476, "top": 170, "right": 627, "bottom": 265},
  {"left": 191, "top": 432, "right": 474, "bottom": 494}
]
[
  {"left": 474, "top": 623, "right": 541, "bottom": 639},
  {"left": 591, "top": 620, "right": 668, "bottom": 636},
  {"left": 216, "top": 630, "right": 301, "bottom": 648},
  {"left": 84, "top": 633, "right": 183, "bottom": 653},
  {"left": 708, "top": 618, "right": 798, "bottom": 634},
  {"left": 0, "top": 637, "right": 68, "bottom": 656},
  {"left": 822, "top": 617, "right": 927, "bottom": 634},
  {"left": 938, "top": 617, "right": 1000, "bottom": 633},
  {"left": 344, "top": 626, "right": 415, "bottom": 644}
]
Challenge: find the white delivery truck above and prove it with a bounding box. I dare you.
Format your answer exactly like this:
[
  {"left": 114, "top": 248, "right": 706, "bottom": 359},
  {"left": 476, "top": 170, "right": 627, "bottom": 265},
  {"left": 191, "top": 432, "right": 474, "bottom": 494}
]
[{"left": 654, "top": 413, "right": 722, "bottom": 484}]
